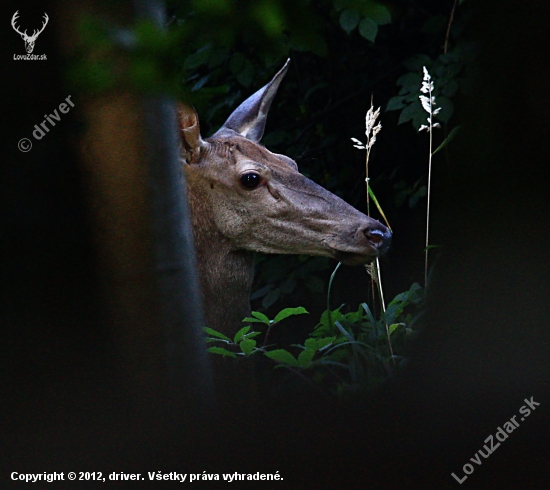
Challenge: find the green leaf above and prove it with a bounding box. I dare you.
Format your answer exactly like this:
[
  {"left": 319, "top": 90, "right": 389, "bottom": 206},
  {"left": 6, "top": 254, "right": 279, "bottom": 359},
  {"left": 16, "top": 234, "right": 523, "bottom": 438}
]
[
  {"left": 264, "top": 349, "right": 299, "bottom": 367},
  {"left": 398, "top": 102, "right": 418, "bottom": 125},
  {"left": 358, "top": 18, "right": 378, "bottom": 42},
  {"left": 368, "top": 5, "right": 392, "bottom": 25},
  {"left": 183, "top": 46, "right": 212, "bottom": 70},
  {"left": 207, "top": 47, "right": 230, "bottom": 69},
  {"left": 313, "top": 313, "right": 334, "bottom": 338},
  {"left": 396, "top": 72, "right": 422, "bottom": 92},
  {"left": 388, "top": 323, "right": 402, "bottom": 336},
  {"left": 233, "top": 326, "right": 251, "bottom": 343},
  {"left": 340, "top": 9, "right": 360, "bottom": 33},
  {"left": 242, "top": 317, "right": 270, "bottom": 324},
  {"left": 298, "top": 349, "right": 316, "bottom": 368},
  {"left": 386, "top": 96, "right": 406, "bottom": 111},
  {"left": 240, "top": 339, "right": 257, "bottom": 356},
  {"left": 250, "top": 283, "right": 274, "bottom": 301},
  {"left": 435, "top": 96, "right": 454, "bottom": 123},
  {"left": 361, "top": 302, "right": 377, "bottom": 327},
  {"left": 273, "top": 306, "right": 309, "bottom": 324},
  {"left": 399, "top": 101, "right": 428, "bottom": 129},
  {"left": 204, "top": 327, "right": 231, "bottom": 342},
  {"left": 205, "top": 337, "right": 229, "bottom": 344},
  {"left": 408, "top": 185, "right": 426, "bottom": 208},
  {"left": 251, "top": 311, "right": 271, "bottom": 326},
  {"left": 280, "top": 277, "right": 298, "bottom": 295},
  {"left": 442, "top": 80, "right": 459, "bottom": 97},
  {"left": 388, "top": 294, "right": 407, "bottom": 308},
  {"left": 229, "top": 53, "right": 245, "bottom": 75},
  {"left": 191, "top": 75, "right": 210, "bottom": 91},
  {"left": 305, "top": 336, "right": 335, "bottom": 351},
  {"left": 433, "top": 125, "right": 462, "bottom": 154},
  {"left": 207, "top": 346, "right": 237, "bottom": 358},
  {"left": 318, "top": 336, "right": 337, "bottom": 350},
  {"left": 367, "top": 186, "right": 391, "bottom": 231},
  {"left": 335, "top": 321, "right": 354, "bottom": 342},
  {"left": 304, "top": 338, "right": 318, "bottom": 350},
  {"left": 384, "top": 303, "right": 401, "bottom": 325},
  {"left": 262, "top": 288, "right": 281, "bottom": 309},
  {"left": 319, "top": 306, "right": 344, "bottom": 328},
  {"left": 423, "top": 244, "right": 441, "bottom": 252}
]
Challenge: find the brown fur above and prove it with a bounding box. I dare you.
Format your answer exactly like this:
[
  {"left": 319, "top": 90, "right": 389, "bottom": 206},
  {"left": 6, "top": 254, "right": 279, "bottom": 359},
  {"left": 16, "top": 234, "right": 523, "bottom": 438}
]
[{"left": 185, "top": 159, "right": 255, "bottom": 336}]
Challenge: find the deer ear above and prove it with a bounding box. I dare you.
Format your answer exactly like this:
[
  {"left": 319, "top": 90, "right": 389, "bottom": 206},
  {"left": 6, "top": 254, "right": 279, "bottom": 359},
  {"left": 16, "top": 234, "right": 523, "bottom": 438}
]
[
  {"left": 178, "top": 104, "right": 204, "bottom": 163},
  {"left": 217, "top": 59, "right": 290, "bottom": 142}
]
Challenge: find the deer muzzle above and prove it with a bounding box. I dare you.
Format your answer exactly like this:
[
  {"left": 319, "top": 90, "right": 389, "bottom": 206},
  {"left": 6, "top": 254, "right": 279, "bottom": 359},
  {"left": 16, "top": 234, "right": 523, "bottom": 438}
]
[
  {"left": 362, "top": 221, "right": 392, "bottom": 253},
  {"left": 328, "top": 218, "right": 392, "bottom": 266}
]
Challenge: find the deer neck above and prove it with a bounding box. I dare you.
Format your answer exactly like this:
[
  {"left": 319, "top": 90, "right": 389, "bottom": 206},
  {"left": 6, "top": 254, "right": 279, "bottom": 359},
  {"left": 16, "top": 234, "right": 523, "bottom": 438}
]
[{"left": 185, "top": 177, "right": 255, "bottom": 337}]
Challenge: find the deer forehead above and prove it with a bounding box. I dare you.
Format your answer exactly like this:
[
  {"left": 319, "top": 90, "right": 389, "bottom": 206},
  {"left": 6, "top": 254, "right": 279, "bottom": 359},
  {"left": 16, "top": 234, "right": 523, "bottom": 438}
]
[{"left": 206, "top": 137, "right": 298, "bottom": 174}]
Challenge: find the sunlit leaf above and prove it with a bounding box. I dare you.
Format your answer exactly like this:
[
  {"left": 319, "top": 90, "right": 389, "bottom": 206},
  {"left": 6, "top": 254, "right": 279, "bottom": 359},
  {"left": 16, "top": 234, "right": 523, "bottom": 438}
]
[
  {"left": 207, "top": 346, "right": 237, "bottom": 358},
  {"left": 233, "top": 326, "right": 251, "bottom": 343},
  {"left": 240, "top": 339, "right": 257, "bottom": 356},
  {"left": 298, "top": 348, "right": 316, "bottom": 368},
  {"left": 273, "top": 306, "right": 309, "bottom": 324},
  {"left": 264, "top": 349, "right": 299, "bottom": 367},
  {"left": 433, "top": 125, "right": 462, "bottom": 154},
  {"left": 204, "top": 327, "right": 231, "bottom": 342}
]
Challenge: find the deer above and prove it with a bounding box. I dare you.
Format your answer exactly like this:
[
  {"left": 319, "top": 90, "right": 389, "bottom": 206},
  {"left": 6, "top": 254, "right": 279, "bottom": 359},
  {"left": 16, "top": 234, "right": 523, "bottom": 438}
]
[
  {"left": 179, "top": 60, "right": 391, "bottom": 341},
  {"left": 11, "top": 11, "right": 49, "bottom": 54}
]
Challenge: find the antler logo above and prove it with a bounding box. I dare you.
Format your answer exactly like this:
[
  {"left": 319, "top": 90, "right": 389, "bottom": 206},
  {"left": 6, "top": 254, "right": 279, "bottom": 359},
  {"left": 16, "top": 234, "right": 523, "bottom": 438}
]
[{"left": 11, "top": 11, "right": 49, "bottom": 54}]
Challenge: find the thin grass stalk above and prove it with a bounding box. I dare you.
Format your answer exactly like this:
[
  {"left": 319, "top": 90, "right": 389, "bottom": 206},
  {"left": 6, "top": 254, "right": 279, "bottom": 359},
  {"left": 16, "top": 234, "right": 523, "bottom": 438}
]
[
  {"left": 425, "top": 127, "right": 432, "bottom": 287},
  {"left": 419, "top": 66, "right": 441, "bottom": 288},
  {"left": 375, "top": 257, "right": 394, "bottom": 361},
  {"left": 352, "top": 103, "right": 394, "bottom": 363},
  {"left": 444, "top": 0, "right": 459, "bottom": 54},
  {"left": 327, "top": 261, "right": 342, "bottom": 331}
]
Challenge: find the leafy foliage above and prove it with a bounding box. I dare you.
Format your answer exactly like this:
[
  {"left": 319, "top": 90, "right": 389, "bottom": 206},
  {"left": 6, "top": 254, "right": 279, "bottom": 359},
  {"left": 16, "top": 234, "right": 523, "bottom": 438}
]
[
  {"left": 206, "top": 283, "right": 424, "bottom": 396},
  {"left": 172, "top": 1, "right": 469, "bottom": 395},
  {"left": 205, "top": 307, "right": 309, "bottom": 358},
  {"left": 335, "top": 0, "right": 392, "bottom": 43},
  {"left": 386, "top": 42, "right": 477, "bottom": 130},
  {"left": 71, "top": 1, "right": 474, "bottom": 397}
]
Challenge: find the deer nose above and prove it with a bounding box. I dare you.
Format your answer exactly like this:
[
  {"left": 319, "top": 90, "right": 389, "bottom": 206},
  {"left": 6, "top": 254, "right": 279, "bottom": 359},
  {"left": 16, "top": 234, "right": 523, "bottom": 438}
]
[{"left": 362, "top": 221, "right": 392, "bottom": 252}]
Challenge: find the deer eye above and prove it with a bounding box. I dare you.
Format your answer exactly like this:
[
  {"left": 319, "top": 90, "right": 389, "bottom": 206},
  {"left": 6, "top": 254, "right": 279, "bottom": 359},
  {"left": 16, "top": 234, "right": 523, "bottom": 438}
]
[{"left": 240, "top": 172, "right": 262, "bottom": 189}]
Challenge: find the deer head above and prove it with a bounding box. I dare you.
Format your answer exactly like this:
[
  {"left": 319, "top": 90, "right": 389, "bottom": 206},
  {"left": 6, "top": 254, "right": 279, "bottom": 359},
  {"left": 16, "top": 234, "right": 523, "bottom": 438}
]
[
  {"left": 11, "top": 11, "right": 49, "bottom": 54},
  {"left": 179, "top": 60, "right": 391, "bottom": 270}
]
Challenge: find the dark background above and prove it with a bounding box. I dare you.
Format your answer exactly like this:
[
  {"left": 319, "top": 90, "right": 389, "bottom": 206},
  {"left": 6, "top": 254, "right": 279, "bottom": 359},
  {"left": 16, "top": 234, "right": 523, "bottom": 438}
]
[{"left": 2, "top": 0, "right": 549, "bottom": 487}]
